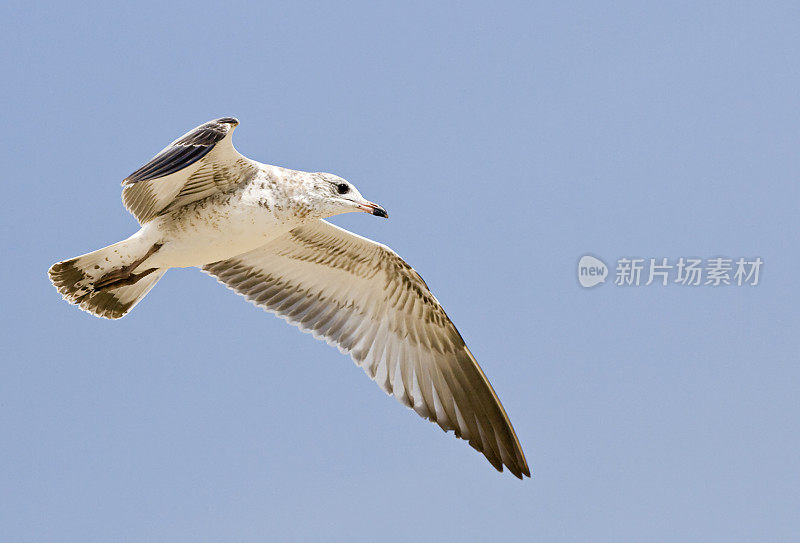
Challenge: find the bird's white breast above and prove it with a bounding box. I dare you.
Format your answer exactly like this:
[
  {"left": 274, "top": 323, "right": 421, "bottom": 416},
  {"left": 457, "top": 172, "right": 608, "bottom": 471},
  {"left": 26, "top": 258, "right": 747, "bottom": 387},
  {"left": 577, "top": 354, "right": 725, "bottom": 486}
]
[{"left": 140, "top": 181, "right": 303, "bottom": 269}]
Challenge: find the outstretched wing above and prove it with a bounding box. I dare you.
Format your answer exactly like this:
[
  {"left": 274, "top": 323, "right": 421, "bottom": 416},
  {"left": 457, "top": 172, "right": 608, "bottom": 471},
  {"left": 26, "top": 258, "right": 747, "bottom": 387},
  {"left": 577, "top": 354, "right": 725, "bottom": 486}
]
[
  {"left": 203, "top": 219, "right": 530, "bottom": 478},
  {"left": 121, "top": 117, "right": 257, "bottom": 223}
]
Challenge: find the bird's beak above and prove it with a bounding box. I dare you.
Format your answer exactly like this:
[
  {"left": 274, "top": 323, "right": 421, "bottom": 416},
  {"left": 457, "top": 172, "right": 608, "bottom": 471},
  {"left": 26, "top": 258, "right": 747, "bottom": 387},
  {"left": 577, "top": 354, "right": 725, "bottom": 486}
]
[{"left": 357, "top": 201, "right": 388, "bottom": 218}]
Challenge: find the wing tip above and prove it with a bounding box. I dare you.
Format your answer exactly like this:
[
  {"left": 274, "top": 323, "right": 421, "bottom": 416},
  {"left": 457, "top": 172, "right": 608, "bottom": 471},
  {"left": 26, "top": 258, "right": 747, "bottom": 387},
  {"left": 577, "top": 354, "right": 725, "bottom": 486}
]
[
  {"left": 487, "top": 449, "right": 532, "bottom": 479},
  {"left": 509, "top": 442, "right": 532, "bottom": 479},
  {"left": 515, "top": 461, "right": 532, "bottom": 480},
  {"left": 504, "top": 445, "right": 532, "bottom": 479},
  {"left": 121, "top": 117, "right": 240, "bottom": 187},
  {"left": 214, "top": 116, "right": 239, "bottom": 127}
]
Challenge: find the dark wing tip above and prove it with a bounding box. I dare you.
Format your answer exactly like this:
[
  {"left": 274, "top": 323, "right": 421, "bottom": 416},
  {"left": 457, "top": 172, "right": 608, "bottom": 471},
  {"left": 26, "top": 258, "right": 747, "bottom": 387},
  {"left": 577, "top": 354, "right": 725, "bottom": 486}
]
[
  {"left": 123, "top": 117, "right": 240, "bottom": 185},
  {"left": 174, "top": 117, "right": 238, "bottom": 146},
  {"left": 509, "top": 440, "right": 532, "bottom": 479},
  {"left": 485, "top": 446, "right": 531, "bottom": 480},
  {"left": 214, "top": 116, "right": 239, "bottom": 126},
  {"left": 494, "top": 456, "right": 530, "bottom": 480}
]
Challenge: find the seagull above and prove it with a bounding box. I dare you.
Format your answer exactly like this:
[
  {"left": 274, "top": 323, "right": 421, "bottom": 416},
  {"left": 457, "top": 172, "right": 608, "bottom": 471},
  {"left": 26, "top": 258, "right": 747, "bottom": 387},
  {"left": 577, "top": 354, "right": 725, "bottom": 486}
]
[{"left": 48, "top": 117, "right": 530, "bottom": 478}]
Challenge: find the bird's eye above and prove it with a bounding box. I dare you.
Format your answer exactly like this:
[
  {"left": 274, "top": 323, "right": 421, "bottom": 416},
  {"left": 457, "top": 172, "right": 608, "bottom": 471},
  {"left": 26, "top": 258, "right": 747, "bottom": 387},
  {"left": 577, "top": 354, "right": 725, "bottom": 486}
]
[{"left": 336, "top": 183, "right": 350, "bottom": 195}]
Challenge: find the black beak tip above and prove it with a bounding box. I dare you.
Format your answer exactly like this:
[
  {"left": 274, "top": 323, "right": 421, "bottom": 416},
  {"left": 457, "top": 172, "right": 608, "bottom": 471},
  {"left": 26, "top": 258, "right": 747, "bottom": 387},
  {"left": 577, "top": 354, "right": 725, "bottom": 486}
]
[{"left": 372, "top": 207, "right": 388, "bottom": 218}]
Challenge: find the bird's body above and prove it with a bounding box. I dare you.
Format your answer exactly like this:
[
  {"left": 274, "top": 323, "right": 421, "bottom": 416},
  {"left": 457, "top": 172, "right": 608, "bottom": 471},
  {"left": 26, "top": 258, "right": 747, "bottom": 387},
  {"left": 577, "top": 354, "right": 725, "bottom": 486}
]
[
  {"left": 130, "top": 165, "right": 314, "bottom": 270},
  {"left": 49, "top": 117, "right": 531, "bottom": 478}
]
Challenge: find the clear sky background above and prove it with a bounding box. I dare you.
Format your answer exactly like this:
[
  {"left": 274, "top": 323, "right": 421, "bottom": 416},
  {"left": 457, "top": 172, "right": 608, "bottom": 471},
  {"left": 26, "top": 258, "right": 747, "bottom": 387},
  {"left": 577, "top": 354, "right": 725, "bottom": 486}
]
[{"left": 2, "top": 2, "right": 798, "bottom": 541}]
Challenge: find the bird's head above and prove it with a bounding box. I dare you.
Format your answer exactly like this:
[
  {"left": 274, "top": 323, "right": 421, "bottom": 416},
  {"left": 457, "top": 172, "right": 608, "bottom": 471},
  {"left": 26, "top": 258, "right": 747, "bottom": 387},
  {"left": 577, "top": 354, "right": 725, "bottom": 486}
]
[{"left": 305, "top": 172, "right": 388, "bottom": 219}]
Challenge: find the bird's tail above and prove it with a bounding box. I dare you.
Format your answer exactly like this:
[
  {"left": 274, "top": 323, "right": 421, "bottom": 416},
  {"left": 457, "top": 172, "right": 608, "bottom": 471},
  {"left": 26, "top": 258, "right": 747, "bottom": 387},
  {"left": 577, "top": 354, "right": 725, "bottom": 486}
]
[{"left": 48, "top": 237, "right": 166, "bottom": 319}]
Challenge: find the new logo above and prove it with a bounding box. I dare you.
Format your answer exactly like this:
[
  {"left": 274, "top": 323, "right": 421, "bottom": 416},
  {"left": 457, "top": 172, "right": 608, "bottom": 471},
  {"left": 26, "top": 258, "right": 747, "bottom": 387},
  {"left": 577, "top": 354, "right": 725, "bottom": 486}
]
[{"left": 578, "top": 255, "right": 608, "bottom": 288}]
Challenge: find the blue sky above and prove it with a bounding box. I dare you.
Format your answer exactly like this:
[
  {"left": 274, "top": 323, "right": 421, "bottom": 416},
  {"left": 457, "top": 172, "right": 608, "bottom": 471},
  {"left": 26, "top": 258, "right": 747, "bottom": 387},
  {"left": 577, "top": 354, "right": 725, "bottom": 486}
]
[{"left": 2, "top": 1, "right": 798, "bottom": 541}]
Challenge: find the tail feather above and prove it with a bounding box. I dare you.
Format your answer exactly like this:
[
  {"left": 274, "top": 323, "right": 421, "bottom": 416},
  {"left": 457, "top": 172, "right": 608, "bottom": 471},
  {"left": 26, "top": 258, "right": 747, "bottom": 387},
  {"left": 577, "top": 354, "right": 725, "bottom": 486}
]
[{"left": 49, "top": 239, "right": 166, "bottom": 319}]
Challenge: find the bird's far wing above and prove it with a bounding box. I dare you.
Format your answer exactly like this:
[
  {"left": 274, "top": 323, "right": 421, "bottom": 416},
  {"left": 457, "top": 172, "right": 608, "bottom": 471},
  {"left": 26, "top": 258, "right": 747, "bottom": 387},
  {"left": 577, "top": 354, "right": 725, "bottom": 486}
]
[
  {"left": 121, "top": 117, "right": 257, "bottom": 223},
  {"left": 202, "top": 219, "right": 530, "bottom": 478}
]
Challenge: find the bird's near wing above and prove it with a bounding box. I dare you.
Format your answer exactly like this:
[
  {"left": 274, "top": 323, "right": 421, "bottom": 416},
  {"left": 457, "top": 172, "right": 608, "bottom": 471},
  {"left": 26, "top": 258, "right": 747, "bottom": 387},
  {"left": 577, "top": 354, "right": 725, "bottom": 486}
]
[
  {"left": 121, "top": 117, "right": 257, "bottom": 223},
  {"left": 203, "top": 219, "right": 530, "bottom": 478}
]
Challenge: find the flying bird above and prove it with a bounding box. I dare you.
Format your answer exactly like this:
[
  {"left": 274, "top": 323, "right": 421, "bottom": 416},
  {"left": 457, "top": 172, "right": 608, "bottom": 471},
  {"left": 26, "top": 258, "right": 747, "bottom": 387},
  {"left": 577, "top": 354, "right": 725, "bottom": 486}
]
[{"left": 48, "top": 117, "right": 530, "bottom": 478}]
